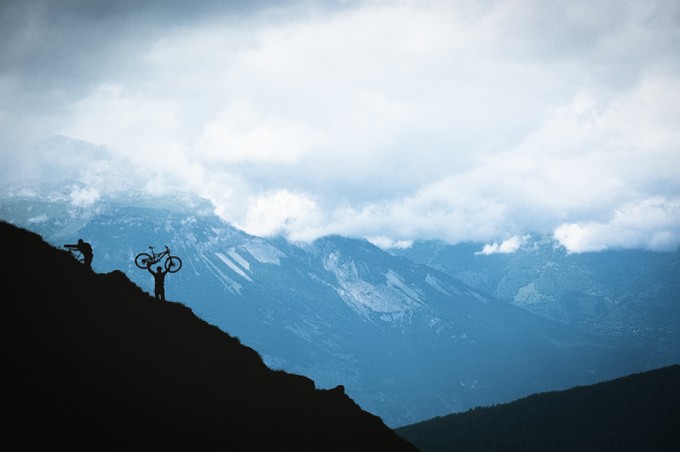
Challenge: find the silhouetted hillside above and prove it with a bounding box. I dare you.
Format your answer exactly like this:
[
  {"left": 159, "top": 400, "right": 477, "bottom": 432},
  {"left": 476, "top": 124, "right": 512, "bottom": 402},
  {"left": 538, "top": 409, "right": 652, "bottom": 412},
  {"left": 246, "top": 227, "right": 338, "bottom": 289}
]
[
  {"left": 1, "top": 221, "right": 417, "bottom": 451},
  {"left": 396, "top": 364, "right": 680, "bottom": 451}
]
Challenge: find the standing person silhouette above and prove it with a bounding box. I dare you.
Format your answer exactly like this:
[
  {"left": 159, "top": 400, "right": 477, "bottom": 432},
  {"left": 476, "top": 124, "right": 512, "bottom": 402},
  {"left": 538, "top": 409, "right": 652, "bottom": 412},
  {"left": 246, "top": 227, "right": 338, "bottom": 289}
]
[
  {"left": 147, "top": 264, "right": 169, "bottom": 301},
  {"left": 65, "top": 238, "right": 93, "bottom": 269}
]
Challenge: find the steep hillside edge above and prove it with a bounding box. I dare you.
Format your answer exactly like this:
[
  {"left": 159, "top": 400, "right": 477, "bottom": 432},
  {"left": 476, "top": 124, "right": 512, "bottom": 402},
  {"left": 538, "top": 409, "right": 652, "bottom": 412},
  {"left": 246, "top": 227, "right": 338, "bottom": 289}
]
[{"left": 1, "top": 221, "right": 416, "bottom": 451}]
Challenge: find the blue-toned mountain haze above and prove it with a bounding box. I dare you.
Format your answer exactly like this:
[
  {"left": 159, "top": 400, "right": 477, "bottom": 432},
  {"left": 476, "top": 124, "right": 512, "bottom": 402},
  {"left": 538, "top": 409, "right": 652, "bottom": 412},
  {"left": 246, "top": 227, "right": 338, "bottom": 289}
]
[
  {"left": 393, "top": 239, "right": 680, "bottom": 342},
  {"left": 3, "top": 182, "right": 677, "bottom": 426},
  {"left": 2, "top": 0, "right": 680, "bottom": 429}
]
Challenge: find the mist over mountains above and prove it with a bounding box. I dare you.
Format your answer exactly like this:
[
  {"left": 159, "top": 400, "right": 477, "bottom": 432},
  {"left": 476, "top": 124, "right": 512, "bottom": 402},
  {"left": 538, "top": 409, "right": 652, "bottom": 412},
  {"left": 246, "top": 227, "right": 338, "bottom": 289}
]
[
  {"left": 2, "top": 135, "right": 678, "bottom": 427},
  {"left": 3, "top": 187, "right": 677, "bottom": 427}
]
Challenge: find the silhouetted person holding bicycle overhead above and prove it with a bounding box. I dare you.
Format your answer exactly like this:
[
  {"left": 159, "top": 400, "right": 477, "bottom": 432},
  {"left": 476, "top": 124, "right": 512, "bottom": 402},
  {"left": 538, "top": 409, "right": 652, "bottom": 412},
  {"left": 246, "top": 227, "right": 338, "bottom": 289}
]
[
  {"left": 148, "top": 264, "right": 169, "bottom": 301},
  {"left": 135, "top": 245, "right": 182, "bottom": 300},
  {"left": 64, "top": 238, "right": 93, "bottom": 269}
]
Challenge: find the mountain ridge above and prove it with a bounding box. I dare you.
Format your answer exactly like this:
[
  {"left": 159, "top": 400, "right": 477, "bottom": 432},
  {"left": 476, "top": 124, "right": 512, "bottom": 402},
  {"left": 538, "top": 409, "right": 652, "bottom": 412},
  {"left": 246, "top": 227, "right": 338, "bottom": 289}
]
[
  {"left": 396, "top": 364, "right": 680, "bottom": 451},
  {"left": 393, "top": 238, "right": 680, "bottom": 360},
  {"left": 1, "top": 220, "right": 416, "bottom": 450},
  {"left": 1, "top": 196, "right": 664, "bottom": 427}
]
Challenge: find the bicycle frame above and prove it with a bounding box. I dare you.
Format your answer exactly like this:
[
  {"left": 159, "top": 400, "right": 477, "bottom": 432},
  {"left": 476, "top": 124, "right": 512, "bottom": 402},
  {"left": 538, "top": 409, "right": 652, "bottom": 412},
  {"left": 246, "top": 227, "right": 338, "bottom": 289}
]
[
  {"left": 135, "top": 245, "right": 182, "bottom": 273},
  {"left": 145, "top": 246, "right": 171, "bottom": 266},
  {"left": 64, "top": 246, "right": 84, "bottom": 263}
]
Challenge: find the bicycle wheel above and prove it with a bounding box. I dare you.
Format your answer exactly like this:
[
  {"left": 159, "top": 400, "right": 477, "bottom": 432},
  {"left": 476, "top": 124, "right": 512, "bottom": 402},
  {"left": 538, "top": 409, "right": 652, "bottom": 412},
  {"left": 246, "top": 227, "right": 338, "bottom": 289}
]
[
  {"left": 135, "top": 252, "right": 153, "bottom": 269},
  {"left": 165, "top": 255, "right": 182, "bottom": 273}
]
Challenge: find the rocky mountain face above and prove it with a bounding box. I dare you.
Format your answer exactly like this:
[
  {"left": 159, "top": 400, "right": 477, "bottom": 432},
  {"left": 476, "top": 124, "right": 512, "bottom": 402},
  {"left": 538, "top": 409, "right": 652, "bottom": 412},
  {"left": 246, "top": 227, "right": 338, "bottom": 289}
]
[
  {"left": 1, "top": 195, "right": 663, "bottom": 427},
  {"left": 392, "top": 239, "right": 680, "bottom": 365},
  {"left": 2, "top": 220, "right": 416, "bottom": 451}
]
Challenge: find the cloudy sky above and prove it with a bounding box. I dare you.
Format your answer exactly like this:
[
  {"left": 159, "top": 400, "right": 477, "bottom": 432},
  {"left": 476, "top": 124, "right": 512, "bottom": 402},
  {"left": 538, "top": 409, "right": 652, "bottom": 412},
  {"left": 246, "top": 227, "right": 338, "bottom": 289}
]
[{"left": 2, "top": 0, "right": 679, "bottom": 252}]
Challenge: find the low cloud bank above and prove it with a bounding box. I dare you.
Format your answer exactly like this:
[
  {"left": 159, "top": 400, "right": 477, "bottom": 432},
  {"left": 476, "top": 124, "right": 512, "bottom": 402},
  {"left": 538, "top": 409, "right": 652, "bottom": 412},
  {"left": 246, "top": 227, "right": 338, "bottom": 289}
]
[{"left": 554, "top": 197, "right": 680, "bottom": 253}]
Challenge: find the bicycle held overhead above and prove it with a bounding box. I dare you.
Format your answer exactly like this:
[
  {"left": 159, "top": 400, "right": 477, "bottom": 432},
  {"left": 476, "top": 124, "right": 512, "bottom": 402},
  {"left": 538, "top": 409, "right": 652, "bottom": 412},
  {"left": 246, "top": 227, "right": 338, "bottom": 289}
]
[{"left": 135, "top": 245, "right": 183, "bottom": 273}]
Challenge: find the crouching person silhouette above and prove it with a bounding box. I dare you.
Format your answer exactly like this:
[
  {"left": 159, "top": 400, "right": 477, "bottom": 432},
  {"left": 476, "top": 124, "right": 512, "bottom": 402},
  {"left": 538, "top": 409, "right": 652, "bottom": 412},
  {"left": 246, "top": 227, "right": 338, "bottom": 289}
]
[
  {"left": 147, "top": 264, "right": 169, "bottom": 301},
  {"left": 64, "top": 238, "right": 93, "bottom": 269}
]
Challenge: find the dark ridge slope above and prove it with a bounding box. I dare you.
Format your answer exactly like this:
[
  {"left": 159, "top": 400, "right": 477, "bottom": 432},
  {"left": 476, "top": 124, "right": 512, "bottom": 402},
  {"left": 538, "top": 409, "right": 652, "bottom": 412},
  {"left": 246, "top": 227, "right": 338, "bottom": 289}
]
[
  {"left": 1, "top": 221, "right": 416, "bottom": 451},
  {"left": 396, "top": 364, "right": 680, "bottom": 452}
]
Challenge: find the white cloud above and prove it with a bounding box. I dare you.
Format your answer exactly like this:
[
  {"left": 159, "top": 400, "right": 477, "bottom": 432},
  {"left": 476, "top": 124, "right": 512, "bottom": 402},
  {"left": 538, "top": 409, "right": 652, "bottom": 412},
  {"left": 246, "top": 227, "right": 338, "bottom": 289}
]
[
  {"left": 69, "top": 186, "right": 100, "bottom": 207},
  {"left": 368, "top": 236, "right": 413, "bottom": 250},
  {"left": 237, "top": 189, "right": 322, "bottom": 240},
  {"left": 476, "top": 235, "right": 529, "bottom": 255},
  {"left": 194, "top": 99, "right": 324, "bottom": 164},
  {"left": 554, "top": 197, "right": 680, "bottom": 252},
  {"left": 3, "top": 0, "right": 680, "bottom": 251},
  {"left": 60, "top": 84, "right": 188, "bottom": 170}
]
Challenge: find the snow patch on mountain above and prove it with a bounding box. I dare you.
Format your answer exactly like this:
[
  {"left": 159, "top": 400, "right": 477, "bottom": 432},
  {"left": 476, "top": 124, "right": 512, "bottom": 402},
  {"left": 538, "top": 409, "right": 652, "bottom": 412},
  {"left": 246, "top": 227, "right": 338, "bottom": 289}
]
[
  {"left": 385, "top": 270, "right": 424, "bottom": 304},
  {"left": 227, "top": 248, "right": 250, "bottom": 271},
  {"left": 215, "top": 251, "right": 253, "bottom": 282},
  {"left": 200, "top": 253, "right": 244, "bottom": 294},
  {"left": 28, "top": 214, "right": 49, "bottom": 224},
  {"left": 425, "top": 274, "right": 453, "bottom": 297},
  {"left": 242, "top": 239, "right": 286, "bottom": 265}
]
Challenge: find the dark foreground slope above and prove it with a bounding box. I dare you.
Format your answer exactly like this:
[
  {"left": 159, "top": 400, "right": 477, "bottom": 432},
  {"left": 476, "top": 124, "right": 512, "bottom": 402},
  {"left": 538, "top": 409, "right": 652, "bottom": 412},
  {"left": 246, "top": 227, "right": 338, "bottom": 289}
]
[
  {"left": 1, "top": 221, "right": 416, "bottom": 451},
  {"left": 396, "top": 364, "right": 680, "bottom": 452}
]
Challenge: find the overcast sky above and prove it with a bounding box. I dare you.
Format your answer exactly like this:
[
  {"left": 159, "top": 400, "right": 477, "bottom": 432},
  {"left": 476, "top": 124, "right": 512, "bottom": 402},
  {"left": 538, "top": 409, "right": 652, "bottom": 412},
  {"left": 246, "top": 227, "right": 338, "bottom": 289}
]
[{"left": 2, "top": 0, "right": 679, "bottom": 252}]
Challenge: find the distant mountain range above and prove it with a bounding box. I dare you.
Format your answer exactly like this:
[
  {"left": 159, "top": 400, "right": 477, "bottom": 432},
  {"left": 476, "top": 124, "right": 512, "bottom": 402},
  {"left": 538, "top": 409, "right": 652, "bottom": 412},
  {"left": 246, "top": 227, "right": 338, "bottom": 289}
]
[
  {"left": 3, "top": 191, "right": 676, "bottom": 427},
  {"left": 396, "top": 364, "right": 680, "bottom": 452},
  {"left": 393, "top": 239, "right": 680, "bottom": 353},
  {"left": 1, "top": 221, "right": 416, "bottom": 450}
]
